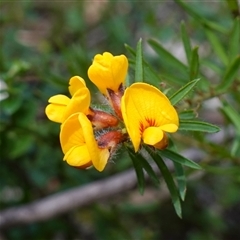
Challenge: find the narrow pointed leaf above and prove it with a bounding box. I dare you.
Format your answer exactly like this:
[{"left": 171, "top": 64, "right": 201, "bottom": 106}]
[
  {"left": 179, "top": 120, "right": 220, "bottom": 133},
  {"left": 181, "top": 21, "right": 192, "bottom": 64},
  {"left": 175, "top": 0, "right": 227, "bottom": 33},
  {"left": 169, "top": 78, "right": 200, "bottom": 105},
  {"left": 127, "top": 59, "right": 136, "bottom": 86},
  {"left": 179, "top": 110, "right": 197, "bottom": 120},
  {"left": 189, "top": 46, "right": 199, "bottom": 80},
  {"left": 204, "top": 28, "right": 228, "bottom": 66},
  {"left": 138, "top": 151, "right": 160, "bottom": 186},
  {"left": 148, "top": 39, "right": 188, "bottom": 79},
  {"left": 221, "top": 101, "right": 240, "bottom": 133},
  {"left": 135, "top": 39, "right": 144, "bottom": 82},
  {"left": 145, "top": 147, "right": 182, "bottom": 218},
  {"left": 205, "top": 165, "right": 240, "bottom": 175},
  {"left": 127, "top": 148, "right": 160, "bottom": 186},
  {"left": 127, "top": 148, "right": 145, "bottom": 194},
  {"left": 125, "top": 43, "right": 162, "bottom": 85},
  {"left": 201, "top": 59, "right": 223, "bottom": 75},
  {"left": 156, "top": 158, "right": 182, "bottom": 218},
  {"left": 144, "top": 63, "right": 162, "bottom": 85},
  {"left": 174, "top": 162, "right": 187, "bottom": 201},
  {"left": 231, "top": 135, "right": 240, "bottom": 157},
  {"left": 159, "top": 149, "right": 202, "bottom": 170},
  {"left": 125, "top": 43, "right": 135, "bottom": 56},
  {"left": 159, "top": 74, "right": 188, "bottom": 86},
  {"left": 217, "top": 55, "right": 240, "bottom": 92},
  {"left": 229, "top": 17, "right": 240, "bottom": 62},
  {"left": 166, "top": 142, "right": 186, "bottom": 200}
]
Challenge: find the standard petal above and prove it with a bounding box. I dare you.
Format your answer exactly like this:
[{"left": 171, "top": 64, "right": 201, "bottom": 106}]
[
  {"left": 48, "top": 94, "right": 70, "bottom": 105},
  {"left": 60, "top": 113, "right": 85, "bottom": 154},
  {"left": 87, "top": 52, "right": 112, "bottom": 94},
  {"left": 64, "top": 145, "right": 92, "bottom": 168},
  {"left": 88, "top": 52, "right": 128, "bottom": 95},
  {"left": 78, "top": 113, "right": 110, "bottom": 172},
  {"left": 95, "top": 52, "right": 113, "bottom": 67},
  {"left": 142, "top": 127, "right": 164, "bottom": 146},
  {"left": 111, "top": 54, "right": 128, "bottom": 91},
  {"left": 68, "top": 76, "right": 86, "bottom": 96}
]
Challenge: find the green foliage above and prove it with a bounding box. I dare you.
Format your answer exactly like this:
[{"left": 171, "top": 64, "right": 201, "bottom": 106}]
[
  {"left": 180, "top": 21, "right": 192, "bottom": 64},
  {"left": 148, "top": 38, "right": 189, "bottom": 81},
  {"left": 127, "top": 34, "right": 217, "bottom": 217},
  {"left": 229, "top": 17, "right": 240, "bottom": 62},
  {"left": 173, "top": 161, "right": 186, "bottom": 201},
  {"left": 158, "top": 149, "right": 201, "bottom": 170},
  {"left": 127, "top": 147, "right": 160, "bottom": 195},
  {"left": 169, "top": 78, "right": 200, "bottom": 105},
  {"left": 216, "top": 55, "right": 240, "bottom": 92},
  {"left": 134, "top": 38, "right": 144, "bottom": 82},
  {"left": 125, "top": 43, "right": 161, "bottom": 86},
  {"left": 179, "top": 120, "right": 221, "bottom": 133},
  {"left": 145, "top": 146, "right": 182, "bottom": 218}
]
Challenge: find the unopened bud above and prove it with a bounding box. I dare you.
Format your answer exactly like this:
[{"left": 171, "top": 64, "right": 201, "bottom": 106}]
[
  {"left": 97, "top": 130, "right": 128, "bottom": 150},
  {"left": 106, "top": 84, "right": 124, "bottom": 120},
  {"left": 87, "top": 108, "right": 119, "bottom": 129}
]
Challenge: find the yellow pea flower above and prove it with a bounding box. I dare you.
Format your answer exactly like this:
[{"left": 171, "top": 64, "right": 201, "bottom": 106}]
[
  {"left": 121, "top": 83, "right": 179, "bottom": 152},
  {"left": 88, "top": 52, "right": 128, "bottom": 119},
  {"left": 45, "top": 76, "right": 90, "bottom": 123},
  {"left": 87, "top": 52, "right": 128, "bottom": 95},
  {"left": 60, "top": 112, "right": 110, "bottom": 172}
]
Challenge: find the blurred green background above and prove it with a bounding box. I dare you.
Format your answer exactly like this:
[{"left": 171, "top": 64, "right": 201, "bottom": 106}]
[{"left": 0, "top": 1, "right": 240, "bottom": 240}]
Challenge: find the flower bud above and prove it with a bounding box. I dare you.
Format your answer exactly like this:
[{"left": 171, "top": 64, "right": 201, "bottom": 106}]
[
  {"left": 107, "top": 83, "right": 125, "bottom": 120},
  {"left": 97, "top": 130, "right": 128, "bottom": 151},
  {"left": 87, "top": 108, "right": 119, "bottom": 129}
]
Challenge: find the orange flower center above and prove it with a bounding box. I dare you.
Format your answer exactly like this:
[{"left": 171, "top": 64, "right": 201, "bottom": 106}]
[{"left": 139, "top": 118, "right": 157, "bottom": 134}]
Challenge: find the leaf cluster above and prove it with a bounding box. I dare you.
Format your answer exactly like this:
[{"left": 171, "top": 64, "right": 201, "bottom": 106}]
[{"left": 124, "top": 0, "right": 239, "bottom": 216}]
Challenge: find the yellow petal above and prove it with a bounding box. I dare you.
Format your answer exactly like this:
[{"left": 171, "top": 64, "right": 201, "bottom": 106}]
[
  {"left": 160, "top": 123, "right": 178, "bottom": 132},
  {"left": 110, "top": 54, "right": 128, "bottom": 91},
  {"left": 142, "top": 127, "right": 163, "bottom": 146},
  {"left": 45, "top": 104, "right": 65, "bottom": 123},
  {"left": 60, "top": 113, "right": 85, "bottom": 154},
  {"left": 78, "top": 113, "right": 110, "bottom": 172},
  {"left": 120, "top": 91, "right": 141, "bottom": 152},
  {"left": 121, "top": 82, "right": 179, "bottom": 152},
  {"left": 48, "top": 95, "right": 70, "bottom": 105},
  {"left": 63, "top": 87, "right": 91, "bottom": 122},
  {"left": 64, "top": 145, "right": 92, "bottom": 168},
  {"left": 97, "top": 148, "right": 110, "bottom": 172},
  {"left": 68, "top": 76, "right": 86, "bottom": 96},
  {"left": 45, "top": 95, "right": 70, "bottom": 123},
  {"left": 88, "top": 52, "right": 128, "bottom": 94}
]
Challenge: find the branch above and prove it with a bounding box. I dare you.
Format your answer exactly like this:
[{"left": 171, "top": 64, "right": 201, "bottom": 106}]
[
  {"left": 0, "top": 169, "right": 136, "bottom": 229},
  {"left": 0, "top": 148, "right": 204, "bottom": 229}
]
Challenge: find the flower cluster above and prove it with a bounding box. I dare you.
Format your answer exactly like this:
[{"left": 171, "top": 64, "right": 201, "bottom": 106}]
[{"left": 45, "top": 52, "right": 179, "bottom": 171}]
